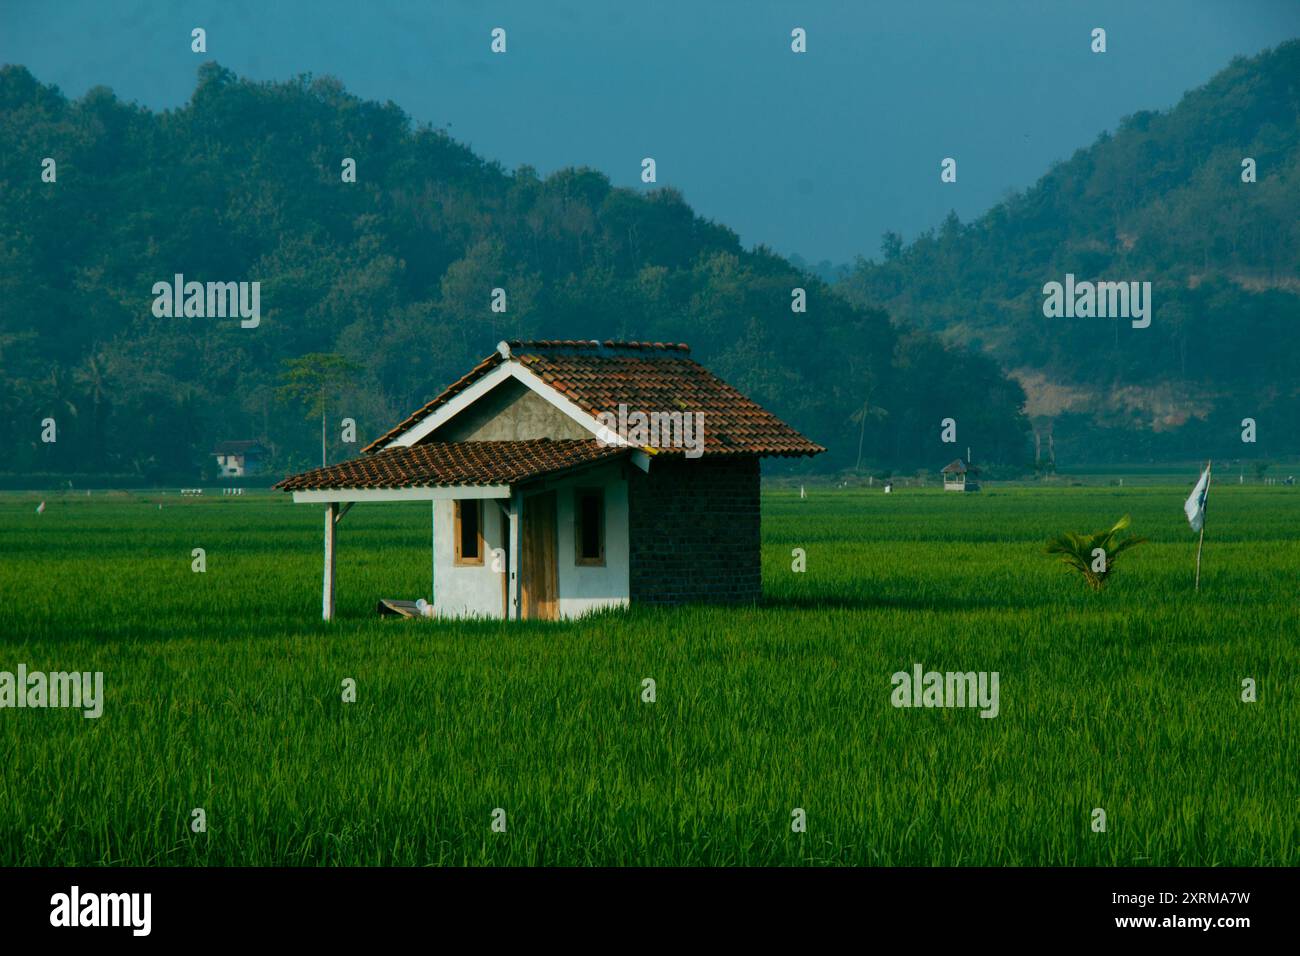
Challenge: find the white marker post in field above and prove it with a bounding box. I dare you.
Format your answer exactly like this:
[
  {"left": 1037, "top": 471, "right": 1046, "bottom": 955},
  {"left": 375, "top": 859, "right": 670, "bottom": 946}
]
[{"left": 1184, "top": 461, "right": 1212, "bottom": 592}]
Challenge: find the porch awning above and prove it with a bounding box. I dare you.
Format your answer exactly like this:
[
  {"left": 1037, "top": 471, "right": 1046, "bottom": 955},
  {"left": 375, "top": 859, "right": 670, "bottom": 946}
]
[{"left": 274, "top": 438, "right": 630, "bottom": 501}]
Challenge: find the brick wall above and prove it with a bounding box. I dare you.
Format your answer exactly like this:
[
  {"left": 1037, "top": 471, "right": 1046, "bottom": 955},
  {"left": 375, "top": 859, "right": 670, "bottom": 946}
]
[{"left": 627, "top": 455, "right": 761, "bottom": 605}]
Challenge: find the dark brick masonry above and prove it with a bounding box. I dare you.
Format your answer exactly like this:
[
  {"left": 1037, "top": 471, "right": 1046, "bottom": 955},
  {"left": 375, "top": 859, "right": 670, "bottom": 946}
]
[{"left": 628, "top": 455, "right": 762, "bottom": 605}]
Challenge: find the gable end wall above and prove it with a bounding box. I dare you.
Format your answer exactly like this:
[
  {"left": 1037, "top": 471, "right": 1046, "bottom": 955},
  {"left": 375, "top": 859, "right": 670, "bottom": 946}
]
[{"left": 429, "top": 378, "right": 589, "bottom": 442}]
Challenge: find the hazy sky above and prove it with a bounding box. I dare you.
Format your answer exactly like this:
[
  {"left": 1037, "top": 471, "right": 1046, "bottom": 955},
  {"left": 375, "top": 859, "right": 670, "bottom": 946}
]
[{"left": 3, "top": 0, "right": 1297, "bottom": 263}]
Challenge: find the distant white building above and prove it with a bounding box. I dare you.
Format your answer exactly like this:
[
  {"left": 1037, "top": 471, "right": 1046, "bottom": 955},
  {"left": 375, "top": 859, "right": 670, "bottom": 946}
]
[{"left": 213, "top": 441, "right": 267, "bottom": 477}]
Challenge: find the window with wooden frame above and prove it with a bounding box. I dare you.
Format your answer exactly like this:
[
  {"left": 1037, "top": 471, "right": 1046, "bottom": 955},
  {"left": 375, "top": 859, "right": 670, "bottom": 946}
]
[
  {"left": 574, "top": 488, "right": 605, "bottom": 567},
  {"left": 454, "top": 499, "right": 484, "bottom": 566}
]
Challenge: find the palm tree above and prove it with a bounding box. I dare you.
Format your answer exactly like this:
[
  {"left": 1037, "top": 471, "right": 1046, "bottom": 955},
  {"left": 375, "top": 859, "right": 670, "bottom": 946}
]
[
  {"left": 1045, "top": 515, "right": 1146, "bottom": 591},
  {"left": 849, "top": 390, "right": 888, "bottom": 473},
  {"left": 73, "top": 351, "right": 109, "bottom": 469}
]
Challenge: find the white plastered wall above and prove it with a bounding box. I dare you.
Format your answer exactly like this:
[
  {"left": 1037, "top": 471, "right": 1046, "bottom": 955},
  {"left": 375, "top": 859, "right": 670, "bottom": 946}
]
[
  {"left": 431, "top": 464, "right": 630, "bottom": 620},
  {"left": 551, "top": 465, "right": 630, "bottom": 619},
  {"left": 432, "top": 497, "right": 510, "bottom": 619}
]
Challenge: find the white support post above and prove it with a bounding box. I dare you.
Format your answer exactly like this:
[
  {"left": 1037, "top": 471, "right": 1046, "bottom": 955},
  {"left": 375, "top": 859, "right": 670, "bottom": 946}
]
[
  {"left": 323, "top": 502, "right": 338, "bottom": 621},
  {"left": 508, "top": 490, "right": 522, "bottom": 620}
]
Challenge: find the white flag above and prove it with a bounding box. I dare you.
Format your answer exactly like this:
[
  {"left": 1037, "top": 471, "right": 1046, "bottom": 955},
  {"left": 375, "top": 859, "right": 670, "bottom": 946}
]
[{"left": 1184, "top": 465, "right": 1210, "bottom": 532}]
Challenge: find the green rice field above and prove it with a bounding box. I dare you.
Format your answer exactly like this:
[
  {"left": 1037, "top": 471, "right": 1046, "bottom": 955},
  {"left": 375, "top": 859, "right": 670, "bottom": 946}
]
[{"left": 0, "top": 484, "right": 1296, "bottom": 865}]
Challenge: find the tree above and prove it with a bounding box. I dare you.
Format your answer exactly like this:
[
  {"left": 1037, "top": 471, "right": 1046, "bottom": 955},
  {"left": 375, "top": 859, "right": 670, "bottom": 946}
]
[
  {"left": 276, "top": 354, "right": 360, "bottom": 468},
  {"left": 848, "top": 380, "right": 888, "bottom": 473},
  {"left": 880, "top": 230, "right": 903, "bottom": 262}
]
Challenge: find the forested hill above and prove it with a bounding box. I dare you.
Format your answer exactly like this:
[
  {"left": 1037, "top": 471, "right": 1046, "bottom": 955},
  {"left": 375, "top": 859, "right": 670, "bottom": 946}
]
[
  {"left": 840, "top": 41, "right": 1300, "bottom": 464},
  {"left": 0, "top": 62, "right": 1026, "bottom": 482}
]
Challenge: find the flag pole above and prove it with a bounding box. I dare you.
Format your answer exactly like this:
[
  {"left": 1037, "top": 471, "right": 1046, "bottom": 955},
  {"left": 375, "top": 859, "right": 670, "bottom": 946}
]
[{"left": 1194, "top": 459, "right": 1212, "bottom": 592}]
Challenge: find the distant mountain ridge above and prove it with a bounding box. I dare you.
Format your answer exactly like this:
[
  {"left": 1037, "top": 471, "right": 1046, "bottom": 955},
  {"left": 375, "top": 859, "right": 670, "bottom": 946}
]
[
  {"left": 839, "top": 41, "right": 1300, "bottom": 464},
  {"left": 0, "top": 62, "right": 1028, "bottom": 480}
]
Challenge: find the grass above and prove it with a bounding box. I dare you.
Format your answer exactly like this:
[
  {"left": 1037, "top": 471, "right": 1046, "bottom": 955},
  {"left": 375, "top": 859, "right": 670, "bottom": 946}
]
[{"left": 0, "top": 484, "right": 1296, "bottom": 866}]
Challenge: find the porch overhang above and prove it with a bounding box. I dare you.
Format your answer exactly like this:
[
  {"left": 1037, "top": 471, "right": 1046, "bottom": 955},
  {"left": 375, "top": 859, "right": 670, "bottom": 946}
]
[{"left": 290, "top": 485, "right": 510, "bottom": 504}]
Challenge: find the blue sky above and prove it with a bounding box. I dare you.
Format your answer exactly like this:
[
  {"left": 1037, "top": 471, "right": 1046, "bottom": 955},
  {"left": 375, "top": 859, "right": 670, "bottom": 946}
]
[{"left": 3, "top": 0, "right": 1297, "bottom": 263}]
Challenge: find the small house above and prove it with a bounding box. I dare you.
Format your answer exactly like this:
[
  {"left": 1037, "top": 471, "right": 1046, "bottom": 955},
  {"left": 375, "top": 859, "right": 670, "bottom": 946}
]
[
  {"left": 275, "top": 341, "right": 824, "bottom": 620},
  {"left": 213, "top": 441, "right": 267, "bottom": 477},
  {"left": 942, "top": 458, "right": 980, "bottom": 492}
]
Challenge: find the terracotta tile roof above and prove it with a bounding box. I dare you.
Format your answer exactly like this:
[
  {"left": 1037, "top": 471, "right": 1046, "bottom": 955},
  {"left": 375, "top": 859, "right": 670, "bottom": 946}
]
[
  {"left": 274, "top": 439, "right": 629, "bottom": 492},
  {"left": 361, "top": 340, "right": 825, "bottom": 458}
]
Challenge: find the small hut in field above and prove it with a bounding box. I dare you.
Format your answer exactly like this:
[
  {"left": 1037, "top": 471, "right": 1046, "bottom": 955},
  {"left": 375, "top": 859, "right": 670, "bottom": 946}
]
[
  {"left": 213, "top": 441, "right": 267, "bottom": 477},
  {"left": 942, "top": 458, "right": 981, "bottom": 492},
  {"left": 274, "top": 340, "right": 823, "bottom": 621}
]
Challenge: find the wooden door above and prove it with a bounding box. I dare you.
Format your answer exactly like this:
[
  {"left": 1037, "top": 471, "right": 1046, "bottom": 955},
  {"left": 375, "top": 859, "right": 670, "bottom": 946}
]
[{"left": 521, "top": 491, "right": 558, "bottom": 620}]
